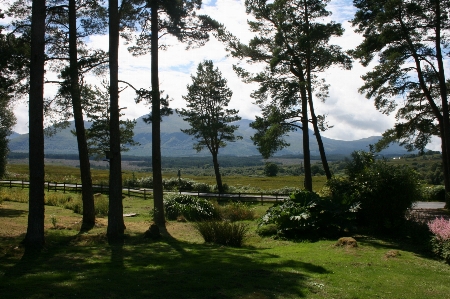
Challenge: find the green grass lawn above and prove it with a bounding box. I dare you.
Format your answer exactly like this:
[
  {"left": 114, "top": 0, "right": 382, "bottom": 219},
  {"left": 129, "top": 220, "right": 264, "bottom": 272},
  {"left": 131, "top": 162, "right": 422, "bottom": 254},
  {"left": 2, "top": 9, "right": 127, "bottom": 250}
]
[{"left": 1, "top": 197, "right": 449, "bottom": 299}]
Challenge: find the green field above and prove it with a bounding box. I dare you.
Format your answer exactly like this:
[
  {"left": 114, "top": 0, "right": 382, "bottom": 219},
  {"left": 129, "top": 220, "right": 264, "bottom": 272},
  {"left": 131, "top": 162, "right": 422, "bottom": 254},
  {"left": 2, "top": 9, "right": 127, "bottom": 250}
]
[
  {"left": 4, "top": 163, "right": 328, "bottom": 192},
  {"left": 1, "top": 197, "right": 449, "bottom": 299},
  {"left": 1, "top": 161, "right": 450, "bottom": 298}
]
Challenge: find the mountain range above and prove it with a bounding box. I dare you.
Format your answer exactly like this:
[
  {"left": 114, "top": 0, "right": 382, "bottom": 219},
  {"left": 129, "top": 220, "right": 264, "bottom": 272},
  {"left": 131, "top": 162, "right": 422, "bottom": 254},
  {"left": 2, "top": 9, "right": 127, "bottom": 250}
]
[{"left": 8, "top": 113, "right": 413, "bottom": 158}]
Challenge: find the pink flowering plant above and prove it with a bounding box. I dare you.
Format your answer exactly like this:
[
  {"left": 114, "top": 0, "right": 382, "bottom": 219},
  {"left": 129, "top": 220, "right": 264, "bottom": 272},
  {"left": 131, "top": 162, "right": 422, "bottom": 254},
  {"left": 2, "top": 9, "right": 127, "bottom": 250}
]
[{"left": 428, "top": 217, "right": 450, "bottom": 263}]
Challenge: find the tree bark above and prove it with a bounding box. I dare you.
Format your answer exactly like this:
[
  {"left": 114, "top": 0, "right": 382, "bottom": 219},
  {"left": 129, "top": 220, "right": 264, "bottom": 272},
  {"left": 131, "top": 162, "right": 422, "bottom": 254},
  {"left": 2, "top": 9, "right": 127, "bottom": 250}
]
[
  {"left": 308, "top": 103, "right": 332, "bottom": 180},
  {"left": 68, "top": 0, "right": 95, "bottom": 230},
  {"left": 107, "top": 0, "right": 125, "bottom": 243},
  {"left": 300, "top": 85, "right": 312, "bottom": 192},
  {"left": 212, "top": 152, "right": 223, "bottom": 193},
  {"left": 433, "top": 0, "right": 450, "bottom": 208},
  {"left": 151, "top": 1, "right": 165, "bottom": 227},
  {"left": 24, "top": 0, "right": 46, "bottom": 250}
]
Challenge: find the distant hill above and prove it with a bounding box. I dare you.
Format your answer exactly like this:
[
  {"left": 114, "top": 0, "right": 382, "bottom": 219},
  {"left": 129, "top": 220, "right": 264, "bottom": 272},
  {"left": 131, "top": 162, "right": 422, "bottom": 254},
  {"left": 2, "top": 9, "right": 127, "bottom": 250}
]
[{"left": 8, "top": 113, "right": 415, "bottom": 158}]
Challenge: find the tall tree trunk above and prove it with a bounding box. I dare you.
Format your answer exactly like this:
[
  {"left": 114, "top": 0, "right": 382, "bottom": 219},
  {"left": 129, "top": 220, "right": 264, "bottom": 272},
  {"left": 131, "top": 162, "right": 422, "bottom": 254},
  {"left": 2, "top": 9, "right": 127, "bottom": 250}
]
[
  {"left": 308, "top": 102, "right": 332, "bottom": 180},
  {"left": 438, "top": 121, "right": 450, "bottom": 206},
  {"left": 304, "top": 3, "right": 332, "bottom": 180},
  {"left": 24, "top": 0, "right": 46, "bottom": 250},
  {"left": 212, "top": 152, "right": 223, "bottom": 193},
  {"left": 151, "top": 1, "right": 165, "bottom": 227},
  {"left": 300, "top": 86, "right": 312, "bottom": 192},
  {"left": 434, "top": 0, "right": 450, "bottom": 208},
  {"left": 107, "top": 0, "right": 125, "bottom": 242},
  {"left": 68, "top": 0, "right": 95, "bottom": 229}
]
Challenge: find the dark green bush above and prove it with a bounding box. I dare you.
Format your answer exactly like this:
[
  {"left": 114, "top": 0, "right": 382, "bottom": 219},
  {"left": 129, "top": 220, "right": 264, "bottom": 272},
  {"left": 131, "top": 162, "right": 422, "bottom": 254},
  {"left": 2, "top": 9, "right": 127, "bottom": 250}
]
[
  {"left": 194, "top": 221, "right": 249, "bottom": 247},
  {"left": 264, "top": 162, "right": 279, "bottom": 177},
  {"left": 192, "top": 182, "right": 212, "bottom": 193},
  {"left": 164, "top": 194, "right": 218, "bottom": 221},
  {"left": 430, "top": 238, "right": 450, "bottom": 264},
  {"left": 326, "top": 151, "right": 422, "bottom": 232},
  {"left": 422, "top": 185, "right": 446, "bottom": 202},
  {"left": 164, "top": 178, "right": 196, "bottom": 191},
  {"left": 256, "top": 223, "right": 278, "bottom": 236},
  {"left": 258, "top": 190, "right": 358, "bottom": 238}
]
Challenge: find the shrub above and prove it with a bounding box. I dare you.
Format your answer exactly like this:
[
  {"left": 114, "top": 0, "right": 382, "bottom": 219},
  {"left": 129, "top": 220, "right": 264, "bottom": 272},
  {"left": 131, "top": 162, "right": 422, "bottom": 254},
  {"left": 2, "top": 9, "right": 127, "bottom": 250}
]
[
  {"left": 326, "top": 151, "right": 422, "bottom": 232},
  {"left": 256, "top": 223, "right": 278, "bottom": 236},
  {"left": 163, "top": 177, "right": 196, "bottom": 191},
  {"left": 215, "top": 201, "right": 256, "bottom": 222},
  {"left": 164, "top": 194, "right": 218, "bottom": 221},
  {"left": 194, "top": 221, "right": 249, "bottom": 247},
  {"left": 264, "top": 162, "right": 279, "bottom": 177},
  {"left": 422, "top": 185, "right": 446, "bottom": 202},
  {"left": 192, "top": 182, "right": 212, "bottom": 193},
  {"left": 354, "top": 161, "right": 422, "bottom": 230},
  {"left": 137, "top": 176, "right": 153, "bottom": 188},
  {"left": 428, "top": 217, "right": 450, "bottom": 263},
  {"left": 428, "top": 217, "right": 450, "bottom": 241},
  {"left": 94, "top": 195, "right": 109, "bottom": 216},
  {"left": 258, "top": 190, "right": 358, "bottom": 238}
]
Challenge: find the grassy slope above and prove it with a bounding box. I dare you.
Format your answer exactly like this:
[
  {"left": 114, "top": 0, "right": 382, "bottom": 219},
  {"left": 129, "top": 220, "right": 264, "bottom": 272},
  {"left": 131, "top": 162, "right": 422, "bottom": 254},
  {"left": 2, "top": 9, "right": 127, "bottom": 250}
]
[{"left": 1, "top": 199, "right": 449, "bottom": 299}]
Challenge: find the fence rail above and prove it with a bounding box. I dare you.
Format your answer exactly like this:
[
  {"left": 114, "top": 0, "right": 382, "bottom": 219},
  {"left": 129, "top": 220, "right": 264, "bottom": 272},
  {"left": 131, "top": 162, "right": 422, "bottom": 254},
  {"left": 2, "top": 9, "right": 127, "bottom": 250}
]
[{"left": 0, "top": 180, "right": 289, "bottom": 203}]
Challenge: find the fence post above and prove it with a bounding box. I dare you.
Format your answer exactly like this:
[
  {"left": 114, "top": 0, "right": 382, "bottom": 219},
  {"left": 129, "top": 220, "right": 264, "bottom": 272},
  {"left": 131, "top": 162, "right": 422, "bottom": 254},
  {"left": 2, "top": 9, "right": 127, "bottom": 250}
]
[
  {"left": 9, "top": 180, "right": 12, "bottom": 188},
  {"left": 47, "top": 182, "right": 50, "bottom": 192},
  {"left": 144, "top": 189, "right": 146, "bottom": 200},
  {"left": 261, "top": 193, "right": 263, "bottom": 205},
  {"left": 54, "top": 182, "right": 57, "bottom": 192},
  {"left": 63, "top": 182, "right": 66, "bottom": 193},
  {"left": 21, "top": 180, "right": 24, "bottom": 189},
  {"left": 75, "top": 183, "right": 77, "bottom": 193}
]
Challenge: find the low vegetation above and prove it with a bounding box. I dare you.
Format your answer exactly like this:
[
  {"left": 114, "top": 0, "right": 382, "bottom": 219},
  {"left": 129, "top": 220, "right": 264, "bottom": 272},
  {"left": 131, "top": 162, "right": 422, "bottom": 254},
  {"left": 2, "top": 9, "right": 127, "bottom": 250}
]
[{"left": 1, "top": 152, "right": 450, "bottom": 298}]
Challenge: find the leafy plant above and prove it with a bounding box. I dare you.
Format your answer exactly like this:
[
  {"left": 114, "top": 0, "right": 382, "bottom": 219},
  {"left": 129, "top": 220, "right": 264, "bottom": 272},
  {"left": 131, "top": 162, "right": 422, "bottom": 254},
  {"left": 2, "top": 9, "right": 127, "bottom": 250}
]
[
  {"left": 50, "top": 214, "right": 57, "bottom": 228},
  {"left": 215, "top": 201, "right": 256, "bottom": 222},
  {"left": 264, "top": 162, "right": 279, "bottom": 177},
  {"left": 164, "top": 194, "right": 218, "bottom": 221},
  {"left": 326, "top": 151, "right": 422, "bottom": 232},
  {"left": 194, "top": 221, "right": 249, "bottom": 247},
  {"left": 421, "top": 185, "right": 446, "bottom": 202},
  {"left": 428, "top": 217, "right": 450, "bottom": 263},
  {"left": 258, "top": 190, "right": 358, "bottom": 238}
]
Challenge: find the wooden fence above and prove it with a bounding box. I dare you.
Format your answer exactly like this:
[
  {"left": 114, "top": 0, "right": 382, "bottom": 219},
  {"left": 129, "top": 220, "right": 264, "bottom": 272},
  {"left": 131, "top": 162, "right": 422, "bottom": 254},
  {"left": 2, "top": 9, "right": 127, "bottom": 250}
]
[{"left": 0, "top": 180, "right": 289, "bottom": 203}]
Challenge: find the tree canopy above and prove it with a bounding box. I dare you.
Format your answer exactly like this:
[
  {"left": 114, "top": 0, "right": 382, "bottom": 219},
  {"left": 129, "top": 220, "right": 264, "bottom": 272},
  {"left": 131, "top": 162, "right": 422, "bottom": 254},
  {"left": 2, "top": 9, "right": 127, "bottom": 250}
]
[
  {"left": 178, "top": 60, "right": 242, "bottom": 193},
  {"left": 216, "top": 0, "right": 351, "bottom": 189},
  {"left": 351, "top": 0, "right": 450, "bottom": 207}
]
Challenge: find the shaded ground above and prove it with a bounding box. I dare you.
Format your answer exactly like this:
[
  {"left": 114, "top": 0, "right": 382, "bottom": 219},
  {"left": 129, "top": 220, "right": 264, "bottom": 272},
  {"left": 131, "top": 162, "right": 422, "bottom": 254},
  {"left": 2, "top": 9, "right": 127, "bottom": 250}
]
[{"left": 407, "top": 208, "right": 450, "bottom": 223}]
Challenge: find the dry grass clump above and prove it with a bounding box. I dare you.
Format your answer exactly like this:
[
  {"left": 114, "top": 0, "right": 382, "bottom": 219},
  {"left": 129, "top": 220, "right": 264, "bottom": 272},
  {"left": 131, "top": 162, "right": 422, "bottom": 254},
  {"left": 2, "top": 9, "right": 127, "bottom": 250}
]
[
  {"left": 335, "top": 237, "right": 358, "bottom": 248},
  {"left": 385, "top": 250, "right": 401, "bottom": 259}
]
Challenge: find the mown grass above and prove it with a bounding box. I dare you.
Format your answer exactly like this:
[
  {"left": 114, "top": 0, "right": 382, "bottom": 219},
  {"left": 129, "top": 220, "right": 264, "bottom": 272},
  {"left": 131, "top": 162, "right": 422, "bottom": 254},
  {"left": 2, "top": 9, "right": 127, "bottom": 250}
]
[{"left": 1, "top": 196, "right": 450, "bottom": 299}]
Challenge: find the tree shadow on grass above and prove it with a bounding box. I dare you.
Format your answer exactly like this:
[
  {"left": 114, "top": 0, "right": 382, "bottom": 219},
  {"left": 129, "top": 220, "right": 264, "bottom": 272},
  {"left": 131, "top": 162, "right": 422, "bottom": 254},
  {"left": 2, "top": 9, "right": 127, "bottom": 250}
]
[
  {"left": 1, "top": 230, "right": 330, "bottom": 299},
  {"left": 0, "top": 207, "right": 27, "bottom": 218}
]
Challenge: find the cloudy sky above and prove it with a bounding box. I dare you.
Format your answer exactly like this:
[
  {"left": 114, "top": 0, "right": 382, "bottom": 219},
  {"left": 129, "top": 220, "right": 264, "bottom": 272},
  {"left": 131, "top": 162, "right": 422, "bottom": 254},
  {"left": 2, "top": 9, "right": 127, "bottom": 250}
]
[{"left": 4, "top": 0, "right": 443, "bottom": 150}]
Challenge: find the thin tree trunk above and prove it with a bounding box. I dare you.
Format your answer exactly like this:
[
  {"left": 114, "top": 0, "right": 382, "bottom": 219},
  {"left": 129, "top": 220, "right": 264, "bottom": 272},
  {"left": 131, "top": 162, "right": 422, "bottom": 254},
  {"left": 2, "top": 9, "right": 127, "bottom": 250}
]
[
  {"left": 107, "top": 0, "right": 125, "bottom": 243},
  {"left": 308, "top": 104, "right": 332, "bottom": 180},
  {"left": 151, "top": 1, "right": 165, "bottom": 227},
  {"left": 300, "top": 86, "right": 312, "bottom": 192},
  {"left": 68, "top": 0, "right": 95, "bottom": 229},
  {"left": 24, "top": 0, "right": 46, "bottom": 250},
  {"left": 434, "top": 0, "right": 450, "bottom": 208},
  {"left": 212, "top": 152, "right": 223, "bottom": 193}
]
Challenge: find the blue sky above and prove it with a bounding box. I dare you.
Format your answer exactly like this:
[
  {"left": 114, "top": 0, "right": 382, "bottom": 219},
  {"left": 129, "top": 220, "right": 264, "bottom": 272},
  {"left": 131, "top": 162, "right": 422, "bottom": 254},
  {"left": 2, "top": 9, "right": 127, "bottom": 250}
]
[{"left": 2, "top": 0, "right": 444, "bottom": 150}]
